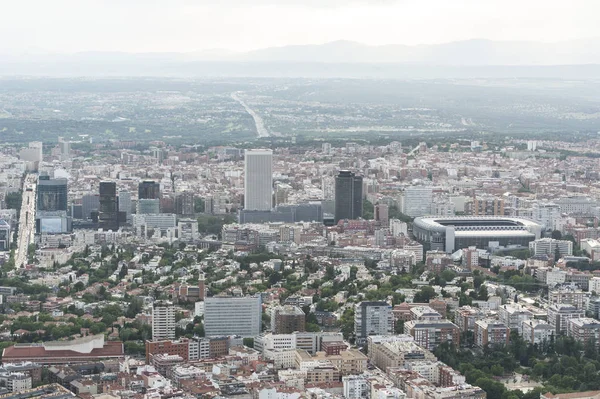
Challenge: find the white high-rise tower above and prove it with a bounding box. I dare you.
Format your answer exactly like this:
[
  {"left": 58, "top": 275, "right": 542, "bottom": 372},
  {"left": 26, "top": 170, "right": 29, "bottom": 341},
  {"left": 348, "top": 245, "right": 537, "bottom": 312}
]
[
  {"left": 244, "top": 149, "right": 273, "bottom": 211},
  {"left": 152, "top": 301, "right": 176, "bottom": 341}
]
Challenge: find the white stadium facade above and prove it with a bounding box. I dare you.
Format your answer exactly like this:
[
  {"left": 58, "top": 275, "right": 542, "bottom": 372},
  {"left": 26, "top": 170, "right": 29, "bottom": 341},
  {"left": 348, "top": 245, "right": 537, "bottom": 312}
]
[{"left": 412, "top": 216, "right": 543, "bottom": 253}]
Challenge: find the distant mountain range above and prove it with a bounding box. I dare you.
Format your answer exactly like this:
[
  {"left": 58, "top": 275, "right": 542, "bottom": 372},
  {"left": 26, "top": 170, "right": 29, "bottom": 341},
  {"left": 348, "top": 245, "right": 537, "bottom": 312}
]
[
  {"left": 3, "top": 38, "right": 600, "bottom": 78},
  {"left": 235, "top": 38, "right": 600, "bottom": 65}
]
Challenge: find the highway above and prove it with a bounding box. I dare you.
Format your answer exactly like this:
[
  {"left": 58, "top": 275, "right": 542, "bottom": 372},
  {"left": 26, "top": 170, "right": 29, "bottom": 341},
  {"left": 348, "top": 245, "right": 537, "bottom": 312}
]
[
  {"left": 231, "top": 92, "right": 271, "bottom": 138},
  {"left": 14, "top": 174, "right": 37, "bottom": 268}
]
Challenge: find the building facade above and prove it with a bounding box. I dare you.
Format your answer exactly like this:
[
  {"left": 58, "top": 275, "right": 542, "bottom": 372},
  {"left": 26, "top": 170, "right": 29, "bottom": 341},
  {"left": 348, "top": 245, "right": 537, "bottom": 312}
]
[
  {"left": 204, "top": 296, "right": 262, "bottom": 337},
  {"left": 98, "top": 182, "right": 119, "bottom": 231},
  {"left": 335, "top": 170, "right": 363, "bottom": 222},
  {"left": 244, "top": 149, "right": 273, "bottom": 211},
  {"left": 152, "top": 301, "right": 176, "bottom": 341},
  {"left": 354, "top": 302, "right": 394, "bottom": 345}
]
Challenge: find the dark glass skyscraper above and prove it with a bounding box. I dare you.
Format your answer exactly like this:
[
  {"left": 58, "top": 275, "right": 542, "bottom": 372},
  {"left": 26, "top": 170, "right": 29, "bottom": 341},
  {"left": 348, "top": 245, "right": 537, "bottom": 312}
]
[
  {"left": 138, "top": 180, "right": 161, "bottom": 200},
  {"left": 37, "top": 177, "right": 68, "bottom": 211},
  {"left": 99, "top": 181, "right": 119, "bottom": 231},
  {"left": 334, "top": 170, "right": 363, "bottom": 222}
]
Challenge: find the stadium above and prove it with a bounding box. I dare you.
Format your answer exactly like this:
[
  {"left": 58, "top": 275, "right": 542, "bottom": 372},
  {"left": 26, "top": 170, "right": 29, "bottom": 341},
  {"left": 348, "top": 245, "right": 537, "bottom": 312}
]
[{"left": 412, "top": 216, "right": 543, "bottom": 253}]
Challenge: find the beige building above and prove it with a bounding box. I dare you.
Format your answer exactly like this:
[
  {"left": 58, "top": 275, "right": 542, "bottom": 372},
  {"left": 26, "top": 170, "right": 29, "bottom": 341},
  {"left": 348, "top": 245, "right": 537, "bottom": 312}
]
[
  {"left": 313, "top": 349, "right": 368, "bottom": 375},
  {"left": 369, "top": 339, "right": 436, "bottom": 372}
]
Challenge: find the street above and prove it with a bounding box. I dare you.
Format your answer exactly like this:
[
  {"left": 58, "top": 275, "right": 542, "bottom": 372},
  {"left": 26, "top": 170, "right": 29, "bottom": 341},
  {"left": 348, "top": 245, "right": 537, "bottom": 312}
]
[{"left": 14, "top": 174, "right": 37, "bottom": 268}]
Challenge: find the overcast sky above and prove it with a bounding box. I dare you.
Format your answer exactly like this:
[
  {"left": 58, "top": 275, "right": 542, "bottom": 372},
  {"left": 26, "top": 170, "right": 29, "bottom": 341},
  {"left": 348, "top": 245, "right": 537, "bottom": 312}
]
[{"left": 1, "top": 0, "right": 598, "bottom": 53}]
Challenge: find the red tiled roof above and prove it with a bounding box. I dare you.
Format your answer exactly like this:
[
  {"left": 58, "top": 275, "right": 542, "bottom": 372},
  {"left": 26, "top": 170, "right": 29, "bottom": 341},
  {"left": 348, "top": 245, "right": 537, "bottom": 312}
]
[{"left": 3, "top": 341, "right": 124, "bottom": 362}]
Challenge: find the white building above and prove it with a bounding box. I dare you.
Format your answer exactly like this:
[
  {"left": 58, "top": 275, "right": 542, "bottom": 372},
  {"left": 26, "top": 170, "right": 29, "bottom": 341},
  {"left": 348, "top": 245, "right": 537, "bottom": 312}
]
[
  {"left": 204, "top": 295, "right": 262, "bottom": 337},
  {"left": 521, "top": 319, "right": 555, "bottom": 345},
  {"left": 581, "top": 239, "right": 600, "bottom": 262},
  {"left": 258, "top": 388, "right": 302, "bottom": 399},
  {"left": 0, "top": 373, "right": 32, "bottom": 392},
  {"left": 255, "top": 331, "right": 344, "bottom": 357},
  {"left": 389, "top": 219, "right": 409, "bottom": 237},
  {"left": 343, "top": 375, "right": 369, "bottom": 399},
  {"left": 133, "top": 214, "right": 176, "bottom": 229},
  {"left": 546, "top": 268, "right": 568, "bottom": 286},
  {"left": 589, "top": 277, "right": 600, "bottom": 294},
  {"left": 177, "top": 219, "right": 199, "bottom": 242},
  {"left": 529, "top": 238, "right": 573, "bottom": 257},
  {"left": 498, "top": 304, "right": 533, "bottom": 333},
  {"left": 547, "top": 304, "right": 585, "bottom": 335},
  {"left": 555, "top": 196, "right": 596, "bottom": 216},
  {"left": 244, "top": 149, "right": 273, "bottom": 211},
  {"left": 531, "top": 202, "right": 561, "bottom": 231},
  {"left": 401, "top": 186, "right": 433, "bottom": 218},
  {"left": 19, "top": 142, "right": 43, "bottom": 163},
  {"left": 355, "top": 301, "right": 394, "bottom": 345},
  {"left": 152, "top": 301, "right": 176, "bottom": 341}
]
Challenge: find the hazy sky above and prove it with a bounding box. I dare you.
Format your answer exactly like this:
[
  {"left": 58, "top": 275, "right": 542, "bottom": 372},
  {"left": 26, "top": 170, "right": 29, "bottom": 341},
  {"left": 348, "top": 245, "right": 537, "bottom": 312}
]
[{"left": 1, "top": 0, "right": 598, "bottom": 53}]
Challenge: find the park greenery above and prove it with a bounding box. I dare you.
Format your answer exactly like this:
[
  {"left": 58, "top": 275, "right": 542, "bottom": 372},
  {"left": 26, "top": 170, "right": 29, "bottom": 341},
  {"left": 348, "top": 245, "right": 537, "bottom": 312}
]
[{"left": 435, "top": 333, "right": 600, "bottom": 399}]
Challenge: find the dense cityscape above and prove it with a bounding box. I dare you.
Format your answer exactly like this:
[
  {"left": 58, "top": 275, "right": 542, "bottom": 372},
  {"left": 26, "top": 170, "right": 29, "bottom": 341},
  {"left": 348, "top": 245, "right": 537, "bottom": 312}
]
[{"left": 0, "top": 130, "right": 598, "bottom": 399}]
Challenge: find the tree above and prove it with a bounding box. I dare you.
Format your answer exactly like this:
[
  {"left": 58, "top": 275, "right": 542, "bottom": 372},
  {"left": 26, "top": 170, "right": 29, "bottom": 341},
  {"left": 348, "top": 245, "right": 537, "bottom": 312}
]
[
  {"left": 340, "top": 308, "right": 355, "bottom": 343},
  {"left": 475, "top": 377, "right": 506, "bottom": 399},
  {"left": 119, "top": 265, "right": 128, "bottom": 280},
  {"left": 395, "top": 320, "right": 404, "bottom": 334},
  {"left": 73, "top": 281, "right": 85, "bottom": 292},
  {"left": 325, "top": 265, "right": 336, "bottom": 280},
  {"left": 194, "top": 198, "right": 205, "bottom": 213},
  {"left": 473, "top": 275, "right": 485, "bottom": 289},
  {"left": 363, "top": 200, "right": 374, "bottom": 220},
  {"left": 90, "top": 322, "right": 107, "bottom": 335},
  {"left": 414, "top": 286, "right": 437, "bottom": 303},
  {"left": 5, "top": 191, "right": 22, "bottom": 210},
  {"left": 441, "top": 269, "right": 456, "bottom": 283},
  {"left": 490, "top": 364, "right": 504, "bottom": 376},
  {"left": 551, "top": 230, "right": 562, "bottom": 240}
]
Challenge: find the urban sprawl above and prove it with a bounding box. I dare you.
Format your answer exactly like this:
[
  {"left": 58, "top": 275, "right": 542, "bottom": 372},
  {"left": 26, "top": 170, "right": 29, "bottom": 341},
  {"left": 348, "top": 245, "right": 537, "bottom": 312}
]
[{"left": 0, "top": 138, "right": 599, "bottom": 399}]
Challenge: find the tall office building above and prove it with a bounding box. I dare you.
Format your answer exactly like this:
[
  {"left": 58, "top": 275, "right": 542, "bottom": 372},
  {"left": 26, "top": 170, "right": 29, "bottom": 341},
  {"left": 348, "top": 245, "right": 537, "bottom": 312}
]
[
  {"left": 98, "top": 182, "right": 119, "bottom": 231},
  {"left": 152, "top": 301, "right": 176, "bottom": 341},
  {"left": 36, "top": 176, "right": 71, "bottom": 234},
  {"left": 118, "top": 190, "right": 132, "bottom": 222},
  {"left": 244, "top": 149, "right": 273, "bottom": 211},
  {"left": 354, "top": 301, "right": 393, "bottom": 345},
  {"left": 37, "top": 177, "right": 68, "bottom": 211},
  {"left": 204, "top": 296, "right": 262, "bottom": 337},
  {"left": 19, "top": 141, "right": 43, "bottom": 161},
  {"left": 139, "top": 181, "right": 161, "bottom": 200},
  {"left": 81, "top": 194, "right": 100, "bottom": 220},
  {"left": 175, "top": 191, "right": 195, "bottom": 216},
  {"left": 375, "top": 204, "right": 389, "bottom": 226},
  {"left": 335, "top": 170, "right": 363, "bottom": 222},
  {"left": 57, "top": 137, "right": 71, "bottom": 160}
]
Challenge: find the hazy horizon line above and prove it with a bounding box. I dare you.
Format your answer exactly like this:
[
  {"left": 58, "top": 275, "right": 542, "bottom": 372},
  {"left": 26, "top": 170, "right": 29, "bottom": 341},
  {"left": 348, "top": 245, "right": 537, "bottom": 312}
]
[{"left": 4, "top": 36, "right": 600, "bottom": 56}]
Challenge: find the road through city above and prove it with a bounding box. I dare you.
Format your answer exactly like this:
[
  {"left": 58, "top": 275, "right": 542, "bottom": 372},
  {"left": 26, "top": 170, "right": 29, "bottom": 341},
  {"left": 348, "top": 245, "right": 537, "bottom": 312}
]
[{"left": 14, "top": 174, "right": 37, "bottom": 268}]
